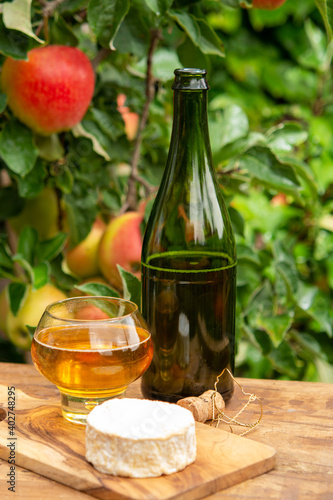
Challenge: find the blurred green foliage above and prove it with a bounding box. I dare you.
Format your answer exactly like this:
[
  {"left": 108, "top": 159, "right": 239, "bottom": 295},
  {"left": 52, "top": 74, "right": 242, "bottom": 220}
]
[{"left": 0, "top": 0, "right": 332, "bottom": 381}]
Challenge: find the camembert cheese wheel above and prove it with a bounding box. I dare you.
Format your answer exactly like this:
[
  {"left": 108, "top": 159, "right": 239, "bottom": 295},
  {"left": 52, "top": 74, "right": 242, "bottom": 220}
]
[{"left": 85, "top": 398, "right": 196, "bottom": 478}]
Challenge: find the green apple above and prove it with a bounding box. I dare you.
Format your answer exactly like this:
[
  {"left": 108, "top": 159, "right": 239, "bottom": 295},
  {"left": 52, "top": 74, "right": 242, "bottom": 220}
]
[
  {"left": 66, "top": 217, "right": 106, "bottom": 279},
  {"left": 5, "top": 283, "right": 67, "bottom": 350},
  {"left": 9, "top": 187, "right": 59, "bottom": 241},
  {"left": 0, "top": 288, "right": 9, "bottom": 336},
  {"left": 98, "top": 212, "right": 143, "bottom": 291}
]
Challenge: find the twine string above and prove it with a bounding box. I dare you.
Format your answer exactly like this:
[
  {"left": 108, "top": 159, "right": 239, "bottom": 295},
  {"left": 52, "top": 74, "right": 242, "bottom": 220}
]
[{"left": 210, "top": 368, "right": 263, "bottom": 437}]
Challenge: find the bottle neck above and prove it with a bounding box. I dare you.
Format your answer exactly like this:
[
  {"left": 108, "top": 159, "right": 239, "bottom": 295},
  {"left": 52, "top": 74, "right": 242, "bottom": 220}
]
[
  {"left": 172, "top": 89, "right": 209, "bottom": 149},
  {"left": 167, "top": 69, "right": 212, "bottom": 173}
]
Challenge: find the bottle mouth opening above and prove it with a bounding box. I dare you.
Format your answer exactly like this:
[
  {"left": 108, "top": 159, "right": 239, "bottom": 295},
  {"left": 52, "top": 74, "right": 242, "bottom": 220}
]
[
  {"left": 174, "top": 68, "right": 207, "bottom": 76},
  {"left": 172, "top": 68, "right": 209, "bottom": 91}
]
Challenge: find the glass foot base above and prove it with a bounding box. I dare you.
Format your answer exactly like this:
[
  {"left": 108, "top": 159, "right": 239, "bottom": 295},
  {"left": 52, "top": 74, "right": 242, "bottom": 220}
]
[{"left": 60, "top": 391, "right": 126, "bottom": 425}]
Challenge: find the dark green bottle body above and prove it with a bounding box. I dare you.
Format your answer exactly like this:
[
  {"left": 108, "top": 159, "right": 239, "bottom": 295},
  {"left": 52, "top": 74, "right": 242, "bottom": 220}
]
[{"left": 141, "top": 69, "right": 236, "bottom": 403}]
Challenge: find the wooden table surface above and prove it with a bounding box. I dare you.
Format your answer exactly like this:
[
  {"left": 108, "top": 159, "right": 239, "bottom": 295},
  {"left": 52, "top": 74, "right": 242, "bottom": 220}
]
[{"left": 0, "top": 362, "right": 332, "bottom": 500}]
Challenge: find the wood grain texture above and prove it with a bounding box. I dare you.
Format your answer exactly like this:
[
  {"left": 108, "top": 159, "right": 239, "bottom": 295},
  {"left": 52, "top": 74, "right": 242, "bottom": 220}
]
[
  {"left": 1, "top": 363, "right": 333, "bottom": 499},
  {"left": 0, "top": 382, "right": 275, "bottom": 500},
  {"left": 208, "top": 379, "right": 333, "bottom": 500}
]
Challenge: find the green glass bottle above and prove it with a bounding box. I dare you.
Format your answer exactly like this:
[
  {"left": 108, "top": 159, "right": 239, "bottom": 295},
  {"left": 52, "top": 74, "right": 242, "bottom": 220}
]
[{"left": 141, "top": 68, "right": 236, "bottom": 403}]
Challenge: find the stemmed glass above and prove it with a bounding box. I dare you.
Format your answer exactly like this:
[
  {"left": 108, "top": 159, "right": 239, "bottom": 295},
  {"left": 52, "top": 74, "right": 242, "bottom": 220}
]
[{"left": 31, "top": 296, "right": 153, "bottom": 425}]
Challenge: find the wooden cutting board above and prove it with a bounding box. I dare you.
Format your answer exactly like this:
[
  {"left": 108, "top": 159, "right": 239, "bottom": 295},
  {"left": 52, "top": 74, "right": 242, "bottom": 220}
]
[{"left": 0, "top": 384, "right": 276, "bottom": 500}]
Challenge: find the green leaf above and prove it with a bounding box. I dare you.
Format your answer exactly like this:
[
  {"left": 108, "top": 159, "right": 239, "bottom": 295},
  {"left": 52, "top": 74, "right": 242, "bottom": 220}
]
[
  {"left": 239, "top": 147, "right": 301, "bottom": 195},
  {"left": 292, "top": 331, "right": 326, "bottom": 361},
  {"left": 152, "top": 48, "right": 183, "bottom": 82},
  {"left": 35, "top": 134, "right": 65, "bottom": 162},
  {"left": 221, "top": 0, "right": 252, "bottom": 6},
  {"left": 214, "top": 132, "right": 265, "bottom": 165},
  {"left": 261, "top": 57, "right": 318, "bottom": 104},
  {"left": 54, "top": 164, "right": 73, "bottom": 194},
  {"left": 171, "top": 0, "right": 201, "bottom": 6},
  {"left": 87, "top": 0, "right": 130, "bottom": 49},
  {"left": 0, "top": 19, "right": 39, "bottom": 59},
  {"left": 237, "top": 244, "right": 262, "bottom": 266},
  {"left": 315, "top": 358, "right": 333, "bottom": 384},
  {"left": 277, "top": 155, "right": 318, "bottom": 201},
  {"left": 257, "top": 313, "right": 294, "bottom": 348},
  {"left": 273, "top": 240, "right": 299, "bottom": 299},
  {"left": 49, "top": 14, "right": 79, "bottom": 46},
  {"left": 8, "top": 282, "right": 28, "bottom": 316},
  {"left": 169, "top": 10, "right": 224, "bottom": 57},
  {"left": 49, "top": 254, "right": 77, "bottom": 291},
  {"left": 59, "top": 0, "right": 89, "bottom": 14},
  {"left": 12, "top": 254, "right": 34, "bottom": 283},
  {"left": 37, "top": 233, "right": 67, "bottom": 263},
  {"left": 2, "top": 0, "right": 43, "bottom": 43},
  {"left": 144, "top": 0, "right": 173, "bottom": 15},
  {"left": 0, "top": 93, "right": 7, "bottom": 113},
  {"left": 0, "top": 240, "right": 14, "bottom": 271},
  {"left": 228, "top": 206, "right": 244, "bottom": 236},
  {"left": 300, "top": 19, "right": 328, "bottom": 70},
  {"left": 252, "top": 328, "right": 273, "bottom": 355},
  {"left": 169, "top": 10, "right": 200, "bottom": 43},
  {"left": 267, "top": 122, "right": 308, "bottom": 152},
  {"left": 195, "top": 19, "right": 225, "bottom": 57},
  {"left": 210, "top": 105, "right": 249, "bottom": 153},
  {"left": 236, "top": 260, "right": 262, "bottom": 288},
  {"left": 32, "top": 262, "right": 50, "bottom": 290},
  {"left": 269, "top": 340, "right": 299, "bottom": 378},
  {"left": 25, "top": 325, "right": 36, "bottom": 340},
  {"left": 117, "top": 265, "right": 141, "bottom": 308},
  {"left": 296, "top": 283, "right": 318, "bottom": 311},
  {"left": 244, "top": 281, "right": 273, "bottom": 325},
  {"left": 17, "top": 226, "right": 38, "bottom": 265},
  {"left": 102, "top": 190, "right": 122, "bottom": 212},
  {"left": 0, "top": 186, "right": 24, "bottom": 219},
  {"left": 177, "top": 36, "right": 210, "bottom": 73},
  {"left": 0, "top": 121, "right": 38, "bottom": 175},
  {"left": 275, "top": 261, "right": 299, "bottom": 299},
  {"left": 296, "top": 284, "right": 333, "bottom": 338},
  {"left": 76, "top": 282, "right": 120, "bottom": 298},
  {"left": 64, "top": 188, "right": 98, "bottom": 247},
  {"left": 113, "top": 5, "right": 151, "bottom": 58},
  {"left": 72, "top": 123, "right": 111, "bottom": 161},
  {"left": 15, "top": 158, "right": 47, "bottom": 199},
  {"left": 315, "top": 0, "right": 333, "bottom": 42},
  {"left": 90, "top": 108, "right": 123, "bottom": 141}
]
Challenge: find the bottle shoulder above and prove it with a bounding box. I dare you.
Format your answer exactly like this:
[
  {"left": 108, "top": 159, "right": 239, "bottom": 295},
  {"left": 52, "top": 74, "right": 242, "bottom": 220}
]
[{"left": 142, "top": 178, "right": 236, "bottom": 266}]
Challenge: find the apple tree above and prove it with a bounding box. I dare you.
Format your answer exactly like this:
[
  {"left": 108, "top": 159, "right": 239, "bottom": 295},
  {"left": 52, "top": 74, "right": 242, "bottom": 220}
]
[{"left": 0, "top": 0, "right": 332, "bottom": 383}]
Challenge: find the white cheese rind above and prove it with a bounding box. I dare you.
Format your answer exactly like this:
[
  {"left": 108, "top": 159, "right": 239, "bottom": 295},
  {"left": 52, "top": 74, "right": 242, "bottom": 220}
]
[{"left": 85, "top": 398, "right": 196, "bottom": 478}]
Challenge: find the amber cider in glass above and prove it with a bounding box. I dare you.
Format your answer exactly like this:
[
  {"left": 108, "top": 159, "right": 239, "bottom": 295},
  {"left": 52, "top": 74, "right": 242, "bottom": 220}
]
[{"left": 32, "top": 323, "right": 153, "bottom": 398}]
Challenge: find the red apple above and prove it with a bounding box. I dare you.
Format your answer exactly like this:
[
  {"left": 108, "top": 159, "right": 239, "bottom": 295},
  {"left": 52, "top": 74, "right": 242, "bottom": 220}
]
[
  {"left": 270, "top": 193, "right": 288, "bottom": 206},
  {"left": 75, "top": 305, "right": 110, "bottom": 320},
  {"left": 98, "top": 212, "right": 143, "bottom": 290},
  {"left": 66, "top": 217, "right": 106, "bottom": 279},
  {"left": 252, "top": 0, "right": 287, "bottom": 9},
  {"left": 117, "top": 94, "right": 139, "bottom": 141},
  {"left": 1, "top": 45, "right": 95, "bottom": 136}
]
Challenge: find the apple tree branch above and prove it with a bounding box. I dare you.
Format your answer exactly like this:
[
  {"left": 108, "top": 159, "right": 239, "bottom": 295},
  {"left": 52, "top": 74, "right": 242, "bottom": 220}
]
[{"left": 122, "top": 28, "right": 161, "bottom": 213}]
